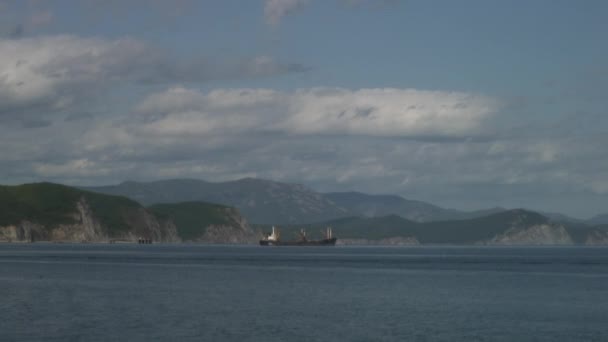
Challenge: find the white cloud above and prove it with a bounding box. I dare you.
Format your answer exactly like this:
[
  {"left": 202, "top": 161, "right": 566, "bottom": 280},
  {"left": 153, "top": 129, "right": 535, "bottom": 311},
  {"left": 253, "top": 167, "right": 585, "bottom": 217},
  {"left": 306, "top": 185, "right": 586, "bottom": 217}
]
[
  {"left": 588, "top": 180, "right": 608, "bottom": 195},
  {"left": 264, "top": 0, "right": 310, "bottom": 26},
  {"left": 280, "top": 88, "right": 498, "bottom": 136},
  {"left": 0, "top": 35, "right": 306, "bottom": 117},
  {"left": 33, "top": 158, "right": 109, "bottom": 177},
  {"left": 2, "top": 94, "right": 608, "bottom": 217},
  {"left": 0, "top": 35, "right": 150, "bottom": 113},
  {"left": 134, "top": 86, "right": 499, "bottom": 138},
  {"left": 136, "top": 87, "right": 283, "bottom": 115}
]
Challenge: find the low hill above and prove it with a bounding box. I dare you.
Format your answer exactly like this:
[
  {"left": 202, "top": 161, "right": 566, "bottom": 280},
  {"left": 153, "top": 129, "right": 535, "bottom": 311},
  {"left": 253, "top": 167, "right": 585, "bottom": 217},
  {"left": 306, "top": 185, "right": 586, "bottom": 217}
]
[
  {"left": 0, "top": 182, "right": 162, "bottom": 242},
  {"left": 256, "top": 209, "right": 608, "bottom": 245},
  {"left": 148, "top": 202, "right": 254, "bottom": 243},
  {"left": 0, "top": 183, "right": 252, "bottom": 243}
]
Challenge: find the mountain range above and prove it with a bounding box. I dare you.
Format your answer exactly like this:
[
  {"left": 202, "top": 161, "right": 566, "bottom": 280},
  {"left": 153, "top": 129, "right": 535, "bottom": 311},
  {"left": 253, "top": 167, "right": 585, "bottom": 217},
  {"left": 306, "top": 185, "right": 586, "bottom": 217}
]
[
  {"left": 84, "top": 178, "right": 605, "bottom": 225},
  {"left": 324, "top": 191, "right": 505, "bottom": 222},
  {"left": 1, "top": 179, "right": 607, "bottom": 245},
  {"left": 84, "top": 178, "right": 348, "bottom": 224}
]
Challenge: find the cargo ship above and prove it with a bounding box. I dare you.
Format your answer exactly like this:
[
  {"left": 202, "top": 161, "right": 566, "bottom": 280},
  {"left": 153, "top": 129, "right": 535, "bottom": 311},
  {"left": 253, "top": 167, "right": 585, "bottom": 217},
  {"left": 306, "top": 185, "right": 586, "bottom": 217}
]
[{"left": 260, "top": 226, "right": 337, "bottom": 246}]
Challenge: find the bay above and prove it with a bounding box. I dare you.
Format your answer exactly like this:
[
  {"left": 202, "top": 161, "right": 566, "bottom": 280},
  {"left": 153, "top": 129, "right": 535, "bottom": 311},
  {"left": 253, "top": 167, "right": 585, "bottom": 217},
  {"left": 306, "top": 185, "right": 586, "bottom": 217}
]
[{"left": 1, "top": 244, "right": 607, "bottom": 341}]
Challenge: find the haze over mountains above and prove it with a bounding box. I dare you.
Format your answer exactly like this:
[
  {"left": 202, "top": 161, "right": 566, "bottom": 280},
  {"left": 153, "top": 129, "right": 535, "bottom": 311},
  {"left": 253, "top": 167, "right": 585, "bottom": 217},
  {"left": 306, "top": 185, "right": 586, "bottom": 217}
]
[
  {"left": 85, "top": 178, "right": 604, "bottom": 225},
  {"left": 324, "top": 192, "right": 505, "bottom": 223},
  {"left": 86, "top": 178, "right": 508, "bottom": 224},
  {"left": 85, "top": 178, "right": 349, "bottom": 224}
]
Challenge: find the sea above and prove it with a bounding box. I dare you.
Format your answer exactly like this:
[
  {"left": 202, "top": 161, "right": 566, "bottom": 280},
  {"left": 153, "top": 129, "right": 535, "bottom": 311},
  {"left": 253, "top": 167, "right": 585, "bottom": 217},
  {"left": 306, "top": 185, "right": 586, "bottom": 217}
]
[{"left": 1, "top": 244, "right": 607, "bottom": 342}]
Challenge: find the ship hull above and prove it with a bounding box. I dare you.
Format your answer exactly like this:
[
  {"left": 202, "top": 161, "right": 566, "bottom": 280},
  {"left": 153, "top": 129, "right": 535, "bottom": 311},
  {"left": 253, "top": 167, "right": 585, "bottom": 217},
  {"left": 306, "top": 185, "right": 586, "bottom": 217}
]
[{"left": 259, "top": 238, "right": 337, "bottom": 246}]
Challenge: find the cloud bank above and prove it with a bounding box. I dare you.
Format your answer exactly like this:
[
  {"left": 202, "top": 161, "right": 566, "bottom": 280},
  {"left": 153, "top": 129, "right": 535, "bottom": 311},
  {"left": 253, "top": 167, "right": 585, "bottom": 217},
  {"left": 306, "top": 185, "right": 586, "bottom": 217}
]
[
  {"left": 133, "top": 87, "right": 498, "bottom": 137},
  {"left": 0, "top": 35, "right": 306, "bottom": 119},
  {"left": 1, "top": 80, "right": 606, "bottom": 217}
]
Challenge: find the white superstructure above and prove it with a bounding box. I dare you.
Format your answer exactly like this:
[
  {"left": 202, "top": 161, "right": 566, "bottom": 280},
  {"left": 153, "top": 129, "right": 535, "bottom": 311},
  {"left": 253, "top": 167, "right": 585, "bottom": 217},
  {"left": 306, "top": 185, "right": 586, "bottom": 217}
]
[{"left": 267, "top": 226, "right": 280, "bottom": 241}]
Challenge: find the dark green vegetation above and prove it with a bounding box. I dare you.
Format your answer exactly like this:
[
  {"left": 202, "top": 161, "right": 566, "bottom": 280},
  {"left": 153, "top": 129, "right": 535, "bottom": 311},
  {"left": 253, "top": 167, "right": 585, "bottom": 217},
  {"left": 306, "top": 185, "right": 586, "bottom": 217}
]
[
  {"left": 0, "top": 182, "right": 140, "bottom": 234},
  {"left": 84, "top": 178, "right": 608, "bottom": 226},
  {"left": 148, "top": 202, "right": 241, "bottom": 241},
  {"left": 3, "top": 181, "right": 607, "bottom": 244},
  {"left": 83, "top": 178, "right": 608, "bottom": 244},
  {"left": 0, "top": 182, "right": 249, "bottom": 242},
  {"left": 257, "top": 210, "right": 544, "bottom": 243},
  {"left": 566, "top": 223, "right": 608, "bottom": 242}
]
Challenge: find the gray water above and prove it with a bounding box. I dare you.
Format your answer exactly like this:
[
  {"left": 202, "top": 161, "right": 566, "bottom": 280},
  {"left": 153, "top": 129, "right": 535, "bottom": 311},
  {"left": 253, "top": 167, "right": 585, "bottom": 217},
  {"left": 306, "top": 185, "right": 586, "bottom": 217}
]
[{"left": 1, "top": 244, "right": 607, "bottom": 341}]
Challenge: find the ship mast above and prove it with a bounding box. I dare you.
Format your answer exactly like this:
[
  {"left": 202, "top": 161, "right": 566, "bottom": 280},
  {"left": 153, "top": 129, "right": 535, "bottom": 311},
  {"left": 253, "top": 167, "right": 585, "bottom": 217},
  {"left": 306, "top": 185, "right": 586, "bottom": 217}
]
[{"left": 326, "top": 227, "right": 332, "bottom": 239}]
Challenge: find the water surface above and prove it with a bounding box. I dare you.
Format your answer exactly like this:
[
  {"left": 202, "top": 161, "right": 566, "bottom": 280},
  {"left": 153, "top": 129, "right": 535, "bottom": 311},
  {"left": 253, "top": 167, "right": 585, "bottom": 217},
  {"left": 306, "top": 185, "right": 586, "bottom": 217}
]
[{"left": 1, "top": 244, "right": 607, "bottom": 341}]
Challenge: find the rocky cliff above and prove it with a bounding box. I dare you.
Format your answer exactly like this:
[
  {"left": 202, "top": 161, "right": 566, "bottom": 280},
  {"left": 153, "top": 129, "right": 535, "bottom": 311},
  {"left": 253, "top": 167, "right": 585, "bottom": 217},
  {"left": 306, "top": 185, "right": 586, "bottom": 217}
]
[
  {"left": 0, "top": 195, "right": 179, "bottom": 243},
  {"left": 485, "top": 224, "right": 573, "bottom": 245},
  {"left": 147, "top": 202, "right": 256, "bottom": 243},
  {"left": 0, "top": 183, "right": 250, "bottom": 244},
  {"left": 198, "top": 206, "right": 256, "bottom": 243},
  {"left": 584, "top": 230, "right": 608, "bottom": 245}
]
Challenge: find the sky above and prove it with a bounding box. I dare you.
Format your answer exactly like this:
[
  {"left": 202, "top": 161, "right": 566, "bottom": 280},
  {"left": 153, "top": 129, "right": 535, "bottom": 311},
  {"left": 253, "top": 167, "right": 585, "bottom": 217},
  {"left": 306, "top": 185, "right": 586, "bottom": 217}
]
[{"left": 0, "top": 0, "right": 607, "bottom": 218}]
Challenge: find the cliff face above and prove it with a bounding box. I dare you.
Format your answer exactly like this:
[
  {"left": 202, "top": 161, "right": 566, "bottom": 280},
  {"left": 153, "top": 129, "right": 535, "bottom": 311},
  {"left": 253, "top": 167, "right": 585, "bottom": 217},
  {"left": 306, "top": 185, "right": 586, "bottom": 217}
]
[
  {"left": 0, "top": 197, "right": 180, "bottom": 243},
  {"left": 0, "top": 199, "right": 254, "bottom": 244},
  {"left": 198, "top": 207, "right": 256, "bottom": 244},
  {"left": 3, "top": 182, "right": 607, "bottom": 245},
  {"left": 486, "top": 224, "right": 573, "bottom": 245},
  {"left": 0, "top": 183, "right": 257, "bottom": 244},
  {"left": 150, "top": 203, "right": 256, "bottom": 244},
  {"left": 120, "top": 207, "right": 180, "bottom": 243},
  {"left": 198, "top": 225, "right": 256, "bottom": 244},
  {"left": 0, "top": 221, "right": 44, "bottom": 242},
  {"left": 0, "top": 198, "right": 103, "bottom": 242},
  {"left": 584, "top": 230, "right": 608, "bottom": 245}
]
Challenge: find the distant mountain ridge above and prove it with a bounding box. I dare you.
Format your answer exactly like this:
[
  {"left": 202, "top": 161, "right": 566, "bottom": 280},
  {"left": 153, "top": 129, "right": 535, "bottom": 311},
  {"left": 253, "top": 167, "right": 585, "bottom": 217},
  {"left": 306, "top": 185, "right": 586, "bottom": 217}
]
[
  {"left": 85, "top": 178, "right": 504, "bottom": 224},
  {"left": 3, "top": 181, "right": 607, "bottom": 245},
  {"left": 83, "top": 177, "right": 607, "bottom": 228},
  {"left": 324, "top": 191, "right": 505, "bottom": 223},
  {"left": 85, "top": 178, "right": 349, "bottom": 224}
]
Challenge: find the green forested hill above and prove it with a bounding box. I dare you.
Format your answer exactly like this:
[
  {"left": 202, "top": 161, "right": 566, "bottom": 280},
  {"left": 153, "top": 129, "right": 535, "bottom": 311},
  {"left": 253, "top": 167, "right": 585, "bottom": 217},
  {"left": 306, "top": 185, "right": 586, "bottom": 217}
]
[
  {"left": 255, "top": 209, "right": 607, "bottom": 244},
  {"left": 148, "top": 202, "right": 248, "bottom": 241},
  {"left": 0, "top": 182, "right": 251, "bottom": 243},
  {"left": 0, "top": 182, "right": 141, "bottom": 234},
  {"left": 2, "top": 183, "right": 605, "bottom": 245}
]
